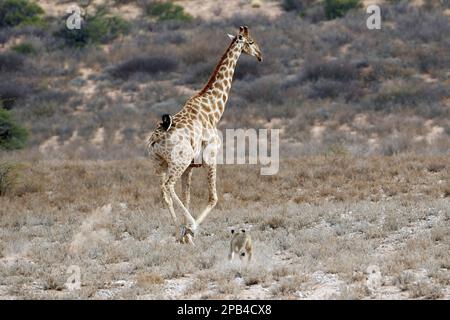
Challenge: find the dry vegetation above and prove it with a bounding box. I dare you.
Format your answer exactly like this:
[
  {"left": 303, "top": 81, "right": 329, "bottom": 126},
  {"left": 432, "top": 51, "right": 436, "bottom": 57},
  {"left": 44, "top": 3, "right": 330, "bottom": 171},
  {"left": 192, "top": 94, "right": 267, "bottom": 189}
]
[
  {"left": 0, "top": 0, "right": 449, "bottom": 300},
  {"left": 0, "top": 155, "right": 449, "bottom": 299},
  {"left": 0, "top": 0, "right": 448, "bottom": 157}
]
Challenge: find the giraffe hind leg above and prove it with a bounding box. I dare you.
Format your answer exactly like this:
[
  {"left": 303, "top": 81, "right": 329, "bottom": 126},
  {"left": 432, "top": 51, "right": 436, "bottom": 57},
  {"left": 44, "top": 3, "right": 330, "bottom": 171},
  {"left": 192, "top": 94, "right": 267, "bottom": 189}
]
[
  {"left": 165, "top": 168, "right": 197, "bottom": 244},
  {"left": 149, "top": 156, "right": 179, "bottom": 231},
  {"left": 160, "top": 173, "right": 178, "bottom": 227}
]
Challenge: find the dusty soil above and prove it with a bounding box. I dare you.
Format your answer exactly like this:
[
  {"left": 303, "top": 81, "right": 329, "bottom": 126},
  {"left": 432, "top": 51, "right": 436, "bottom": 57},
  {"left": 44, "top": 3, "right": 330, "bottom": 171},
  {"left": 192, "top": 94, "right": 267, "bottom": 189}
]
[{"left": 0, "top": 156, "right": 448, "bottom": 299}]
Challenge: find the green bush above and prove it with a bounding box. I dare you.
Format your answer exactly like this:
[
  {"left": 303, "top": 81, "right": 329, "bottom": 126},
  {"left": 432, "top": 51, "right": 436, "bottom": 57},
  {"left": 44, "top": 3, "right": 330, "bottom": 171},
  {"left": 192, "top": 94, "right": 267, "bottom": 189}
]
[
  {"left": 0, "top": 107, "right": 28, "bottom": 150},
  {"left": 11, "top": 42, "right": 37, "bottom": 55},
  {"left": 0, "top": 161, "right": 20, "bottom": 196},
  {"left": 146, "top": 1, "right": 192, "bottom": 21},
  {"left": 0, "top": 0, "right": 45, "bottom": 27},
  {"left": 324, "top": 0, "right": 361, "bottom": 19},
  {"left": 56, "top": 7, "right": 130, "bottom": 47}
]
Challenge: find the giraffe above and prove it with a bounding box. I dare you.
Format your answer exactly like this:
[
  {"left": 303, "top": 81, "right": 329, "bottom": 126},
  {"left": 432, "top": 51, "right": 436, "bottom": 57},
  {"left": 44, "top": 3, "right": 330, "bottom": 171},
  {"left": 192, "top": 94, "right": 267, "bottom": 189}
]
[{"left": 146, "top": 26, "right": 262, "bottom": 245}]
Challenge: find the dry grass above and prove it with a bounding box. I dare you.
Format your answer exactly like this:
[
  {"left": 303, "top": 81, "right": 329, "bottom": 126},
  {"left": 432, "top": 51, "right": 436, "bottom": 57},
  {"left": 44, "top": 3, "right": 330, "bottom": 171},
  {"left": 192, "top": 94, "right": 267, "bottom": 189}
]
[{"left": 0, "top": 155, "right": 449, "bottom": 299}]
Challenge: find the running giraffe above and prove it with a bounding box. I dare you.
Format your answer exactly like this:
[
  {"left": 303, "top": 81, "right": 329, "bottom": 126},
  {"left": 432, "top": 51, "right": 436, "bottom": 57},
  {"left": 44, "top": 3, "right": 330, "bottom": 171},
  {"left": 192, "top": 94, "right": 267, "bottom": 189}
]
[{"left": 146, "top": 26, "right": 262, "bottom": 244}]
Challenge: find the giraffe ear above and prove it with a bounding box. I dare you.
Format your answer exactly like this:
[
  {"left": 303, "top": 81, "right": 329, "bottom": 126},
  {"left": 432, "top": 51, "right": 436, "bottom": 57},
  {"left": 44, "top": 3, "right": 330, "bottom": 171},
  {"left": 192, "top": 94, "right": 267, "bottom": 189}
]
[
  {"left": 239, "top": 26, "right": 244, "bottom": 33},
  {"left": 227, "top": 34, "right": 235, "bottom": 40}
]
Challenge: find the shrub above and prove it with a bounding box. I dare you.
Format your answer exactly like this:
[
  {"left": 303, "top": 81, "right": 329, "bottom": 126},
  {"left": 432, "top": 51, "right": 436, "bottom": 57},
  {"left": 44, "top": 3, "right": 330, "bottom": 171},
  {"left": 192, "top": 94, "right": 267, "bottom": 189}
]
[
  {"left": 32, "top": 103, "right": 55, "bottom": 118},
  {"left": 56, "top": 7, "right": 130, "bottom": 47},
  {"left": 144, "top": 1, "right": 192, "bottom": 21},
  {"left": 0, "top": 107, "right": 28, "bottom": 150},
  {"left": 282, "top": 0, "right": 317, "bottom": 14},
  {"left": 11, "top": 42, "right": 37, "bottom": 55},
  {"left": 0, "top": 52, "right": 24, "bottom": 72},
  {"left": 234, "top": 58, "right": 263, "bottom": 80},
  {"left": 33, "top": 88, "right": 73, "bottom": 106},
  {"left": 0, "top": 161, "right": 20, "bottom": 196},
  {"left": 181, "top": 60, "right": 215, "bottom": 85},
  {"left": 413, "top": 47, "right": 449, "bottom": 73},
  {"left": 319, "top": 26, "right": 353, "bottom": 47},
  {"left": 305, "top": 5, "right": 327, "bottom": 23},
  {"left": 301, "top": 58, "right": 359, "bottom": 82},
  {"left": 308, "top": 79, "right": 346, "bottom": 99},
  {"left": 235, "top": 75, "right": 283, "bottom": 104},
  {"left": 0, "top": 31, "right": 9, "bottom": 46},
  {"left": 369, "top": 82, "right": 448, "bottom": 112},
  {"left": 395, "top": 8, "right": 450, "bottom": 43},
  {"left": 0, "top": 0, "right": 44, "bottom": 27},
  {"left": 282, "top": 0, "right": 306, "bottom": 12},
  {"left": 308, "top": 79, "right": 363, "bottom": 101},
  {"left": 0, "top": 82, "right": 30, "bottom": 110},
  {"left": 379, "top": 132, "right": 411, "bottom": 156},
  {"left": 110, "top": 56, "right": 178, "bottom": 79},
  {"left": 324, "top": 0, "right": 362, "bottom": 20},
  {"left": 154, "top": 30, "right": 186, "bottom": 45},
  {"left": 114, "top": 0, "right": 135, "bottom": 4}
]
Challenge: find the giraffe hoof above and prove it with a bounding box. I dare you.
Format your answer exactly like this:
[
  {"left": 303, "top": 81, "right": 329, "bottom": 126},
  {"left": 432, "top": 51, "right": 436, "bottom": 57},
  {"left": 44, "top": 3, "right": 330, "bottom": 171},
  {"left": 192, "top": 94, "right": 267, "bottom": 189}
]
[
  {"left": 183, "top": 233, "right": 195, "bottom": 246},
  {"left": 179, "top": 225, "right": 195, "bottom": 245}
]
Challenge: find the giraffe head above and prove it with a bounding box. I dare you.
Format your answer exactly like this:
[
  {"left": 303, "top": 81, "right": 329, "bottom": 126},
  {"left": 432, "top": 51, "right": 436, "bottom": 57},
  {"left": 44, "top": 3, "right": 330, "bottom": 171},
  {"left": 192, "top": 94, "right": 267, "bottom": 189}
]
[{"left": 228, "top": 26, "right": 262, "bottom": 62}]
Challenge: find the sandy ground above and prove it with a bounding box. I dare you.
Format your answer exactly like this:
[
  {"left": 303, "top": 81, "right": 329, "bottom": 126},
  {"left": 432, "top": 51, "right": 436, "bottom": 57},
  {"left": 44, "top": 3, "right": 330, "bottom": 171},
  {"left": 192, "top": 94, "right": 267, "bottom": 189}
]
[
  {"left": 0, "top": 157, "right": 448, "bottom": 299},
  {"left": 1, "top": 198, "right": 448, "bottom": 299}
]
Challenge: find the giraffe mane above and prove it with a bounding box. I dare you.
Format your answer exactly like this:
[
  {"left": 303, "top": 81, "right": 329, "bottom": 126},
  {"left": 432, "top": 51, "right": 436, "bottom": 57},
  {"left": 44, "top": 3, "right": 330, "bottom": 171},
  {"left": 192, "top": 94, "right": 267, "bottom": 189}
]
[{"left": 197, "top": 37, "right": 238, "bottom": 96}]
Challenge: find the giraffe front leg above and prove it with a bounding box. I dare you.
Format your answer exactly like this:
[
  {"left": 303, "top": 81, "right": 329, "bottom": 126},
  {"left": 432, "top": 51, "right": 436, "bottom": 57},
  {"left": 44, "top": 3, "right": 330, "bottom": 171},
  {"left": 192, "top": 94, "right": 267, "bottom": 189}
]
[{"left": 195, "top": 164, "right": 218, "bottom": 226}]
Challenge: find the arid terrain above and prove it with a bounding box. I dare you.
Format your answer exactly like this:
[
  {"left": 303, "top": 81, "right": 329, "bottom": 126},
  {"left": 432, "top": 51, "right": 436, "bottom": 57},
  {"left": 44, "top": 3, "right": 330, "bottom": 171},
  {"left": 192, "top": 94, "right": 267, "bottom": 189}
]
[
  {"left": 0, "top": 156, "right": 449, "bottom": 299},
  {"left": 0, "top": 0, "right": 449, "bottom": 299}
]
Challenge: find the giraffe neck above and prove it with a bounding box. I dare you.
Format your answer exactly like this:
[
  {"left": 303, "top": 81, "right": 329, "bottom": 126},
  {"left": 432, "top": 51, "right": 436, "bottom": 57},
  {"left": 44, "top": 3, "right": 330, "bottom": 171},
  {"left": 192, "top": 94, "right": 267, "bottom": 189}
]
[{"left": 196, "top": 38, "right": 242, "bottom": 125}]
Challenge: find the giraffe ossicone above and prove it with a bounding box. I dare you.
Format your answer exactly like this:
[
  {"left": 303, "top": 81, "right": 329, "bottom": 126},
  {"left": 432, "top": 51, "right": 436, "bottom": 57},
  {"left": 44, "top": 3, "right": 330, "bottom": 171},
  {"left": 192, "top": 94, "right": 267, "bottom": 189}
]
[{"left": 146, "top": 26, "right": 262, "bottom": 244}]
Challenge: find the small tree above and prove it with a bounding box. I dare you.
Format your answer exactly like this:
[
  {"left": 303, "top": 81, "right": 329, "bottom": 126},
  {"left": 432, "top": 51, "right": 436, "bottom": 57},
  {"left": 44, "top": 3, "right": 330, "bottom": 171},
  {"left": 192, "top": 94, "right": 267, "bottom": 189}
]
[{"left": 0, "top": 107, "right": 28, "bottom": 150}]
